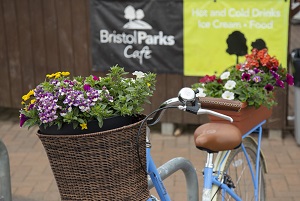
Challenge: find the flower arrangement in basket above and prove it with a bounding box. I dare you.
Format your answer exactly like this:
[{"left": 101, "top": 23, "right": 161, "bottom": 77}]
[
  {"left": 19, "top": 65, "right": 156, "bottom": 200},
  {"left": 192, "top": 48, "right": 294, "bottom": 109},
  {"left": 192, "top": 48, "right": 294, "bottom": 134},
  {"left": 19, "top": 65, "right": 156, "bottom": 132}
]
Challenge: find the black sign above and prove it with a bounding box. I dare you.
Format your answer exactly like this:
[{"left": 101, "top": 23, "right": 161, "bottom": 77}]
[{"left": 90, "top": 0, "right": 183, "bottom": 73}]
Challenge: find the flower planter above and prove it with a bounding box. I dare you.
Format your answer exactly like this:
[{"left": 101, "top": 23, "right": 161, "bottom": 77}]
[
  {"left": 39, "top": 115, "right": 140, "bottom": 135},
  {"left": 200, "top": 97, "right": 272, "bottom": 134},
  {"left": 37, "top": 116, "right": 150, "bottom": 201}
]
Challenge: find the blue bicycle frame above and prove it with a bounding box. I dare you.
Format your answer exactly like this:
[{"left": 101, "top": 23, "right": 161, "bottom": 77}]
[
  {"left": 207, "top": 120, "right": 266, "bottom": 201},
  {"left": 147, "top": 147, "right": 172, "bottom": 201},
  {"left": 147, "top": 120, "right": 266, "bottom": 201}
]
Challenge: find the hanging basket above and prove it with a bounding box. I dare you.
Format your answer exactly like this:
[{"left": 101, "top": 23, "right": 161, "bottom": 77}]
[
  {"left": 199, "top": 97, "right": 272, "bottom": 134},
  {"left": 37, "top": 116, "right": 149, "bottom": 201}
]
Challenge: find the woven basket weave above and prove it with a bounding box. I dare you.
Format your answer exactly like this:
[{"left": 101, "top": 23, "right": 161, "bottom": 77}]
[{"left": 37, "top": 117, "right": 149, "bottom": 201}]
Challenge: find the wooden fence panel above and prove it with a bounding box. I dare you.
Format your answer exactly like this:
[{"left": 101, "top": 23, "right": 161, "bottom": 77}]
[
  {"left": 16, "top": 0, "right": 35, "bottom": 93},
  {"left": 29, "top": 0, "right": 47, "bottom": 85},
  {"left": 71, "top": 0, "right": 91, "bottom": 77},
  {"left": 165, "top": 74, "right": 183, "bottom": 123},
  {"left": 43, "top": 0, "right": 60, "bottom": 73},
  {"left": 2, "top": 0, "right": 23, "bottom": 108},
  {"left": 56, "top": 0, "right": 75, "bottom": 75},
  {"left": 151, "top": 74, "right": 168, "bottom": 122},
  {"left": 266, "top": 89, "right": 287, "bottom": 129},
  {"left": 0, "top": 0, "right": 12, "bottom": 107}
]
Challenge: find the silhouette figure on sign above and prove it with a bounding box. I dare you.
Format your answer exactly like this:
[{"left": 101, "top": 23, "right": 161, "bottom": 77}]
[
  {"left": 226, "top": 31, "right": 248, "bottom": 64},
  {"left": 251, "top": 39, "right": 267, "bottom": 50},
  {"left": 123, "top": 5, "right": 152, "bottom": 29}
]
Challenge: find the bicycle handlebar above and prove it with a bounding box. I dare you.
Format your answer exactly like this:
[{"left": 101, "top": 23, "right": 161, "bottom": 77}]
[{"left": 147, "top": 87, "right": 233, "bottom": 126}]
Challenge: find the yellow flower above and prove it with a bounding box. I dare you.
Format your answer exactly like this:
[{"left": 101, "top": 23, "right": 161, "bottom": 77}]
[
  {"left": 22, "top": 94, "right": 29, "bottom": 101},
  {"left": 80, "top": 123, "right": 87, "bottom": 130},
  {"left": 61, "top": 72, "right": 70, "bottom": 76},
  {"left": 147, "top": 83, "right": 151, "bottom": 87},
  {"left": 22, "top": 90, "right": 34, "bottom": 101},
  {"left": 54, "top": 72, "right": 61, "bottom": 79},
  {"left": 30, "top": 99, "right": 36, "bottom": 104},
  {"left": 28, "top": 90, "right": 34, "bottom": 96},
  {"left": 46, "top": 73, "right": 55, "bottom": 79}
]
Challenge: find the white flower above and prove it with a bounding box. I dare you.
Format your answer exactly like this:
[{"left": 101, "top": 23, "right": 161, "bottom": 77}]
[
  {"left": 132, "top": 71, "right": 145, "bottom": 79},
  {"left": 68, "top": 107, "right": 72, "bottom": 112},
  {"left": 196, "top": 88, "right": 206, "bottom": 97},
  {"left": 220, "top": 72, "right": 230, "bottom": 80},
  {"left": 224, "top": 80, "right": 236, "bottom": 90},
  {"left": 222, "top": 91, "right": 235, "bottom": 100}
]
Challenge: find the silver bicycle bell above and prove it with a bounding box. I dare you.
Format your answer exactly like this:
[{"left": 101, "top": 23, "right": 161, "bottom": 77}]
[{"left": 178, "top": 87, "right": 196, "bottom": 104}]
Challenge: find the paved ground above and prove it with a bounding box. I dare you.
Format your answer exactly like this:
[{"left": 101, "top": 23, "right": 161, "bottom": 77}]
[
  {"left": 1, "top": 20, "right": 300, "bottom": 201},
  {"left": 0, "top": 106, "right": 300, "bottom": 201}
]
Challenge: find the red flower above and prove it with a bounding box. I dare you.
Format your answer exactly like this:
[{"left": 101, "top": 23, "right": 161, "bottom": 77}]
[{"left": 200, "top": 75, "right": 216, "bottom": 83}]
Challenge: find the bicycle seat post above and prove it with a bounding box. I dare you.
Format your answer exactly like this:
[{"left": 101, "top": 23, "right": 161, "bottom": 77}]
[
  {"left": 205, "top": 153, "right": 214, "bottom": 168},
  {"left": 202, "top": 152, "right": 214, "bottom": 201}
]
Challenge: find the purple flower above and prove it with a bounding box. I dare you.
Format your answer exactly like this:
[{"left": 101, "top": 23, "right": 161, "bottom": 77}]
[
  {"left": 271, "top": 71, "right": 280, "bottom": 79},
  {"left": 83, "top": 84, "right": 91, "bottom": 91},
  {"left": 264, "top": 84, "right": 274, "bottom": 92},
  {"left": 35, "top": 92, "right": 60, "bottom": 123},
  {"left": 252, "top": 76, "right": 261, "bottom": 83},
  {"left": 241, "top": 72, "right": 251, "bottom": 81},
  {"left": 28, "top": 104, "right": 34, "bottom": 110},
  {"left": 276, "top": 79, "right": 285, "bottom": 88},
  {"left": 286, "top": 74, "right": 294, "bottom": 85},
  {"left": 19, "top": 114, "right": 28, "bottom": 127},
  {"left": 253, "top": 68, "right": 260, "bottom": 74}
]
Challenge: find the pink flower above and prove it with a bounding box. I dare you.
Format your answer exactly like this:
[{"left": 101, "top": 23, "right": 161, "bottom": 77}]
[
  {"left": 286, "top": 74, "right": 294, "bottom": 85},
  {"left": 276, "top": 79, "right": 284, "bottom": 88},
  {"left": 93, "top": 75, "right": 99, "bottom": 81}
]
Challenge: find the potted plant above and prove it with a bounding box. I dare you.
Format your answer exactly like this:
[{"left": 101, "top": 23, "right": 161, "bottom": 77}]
[
  {"left": 192, "top": 48, "right": 294, "bottom": 133},
  {"left": 19, "top": 65, "right": 156, "bottom": 134},
  {"left": 19, "top": 65, "right": 156, "bottom": 201}
]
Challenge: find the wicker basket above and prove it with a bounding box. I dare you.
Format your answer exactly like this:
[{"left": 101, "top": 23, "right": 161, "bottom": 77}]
[{"left": 37, "top": 118, "right": 149, "bottom": 201}]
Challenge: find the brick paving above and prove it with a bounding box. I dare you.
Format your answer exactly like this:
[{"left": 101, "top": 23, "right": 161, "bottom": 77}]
[
  {"left": 1, "top": 106, "right": 300, "bottom": 201},
  {"left": 1, "top": 23, "right": 300, "bottom": 201}
]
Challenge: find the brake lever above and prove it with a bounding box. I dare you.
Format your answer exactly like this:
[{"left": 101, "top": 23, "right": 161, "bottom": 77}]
[{"left": 197, "top": 109, "right": 233, "bottom": 122}]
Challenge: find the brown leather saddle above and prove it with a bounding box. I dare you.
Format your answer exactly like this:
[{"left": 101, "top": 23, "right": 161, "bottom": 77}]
[{"left": 194, "top": 123, "right": 242, "bottom": 153}]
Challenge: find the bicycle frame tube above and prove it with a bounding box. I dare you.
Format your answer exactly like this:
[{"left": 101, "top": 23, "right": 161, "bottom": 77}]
[
  {"left": 146, "top": 147, "right": 171, "bottom": 201},
  {"left": 242, "top": 121, "right": 265, "bottom": 201},
  {"left": 211, "top": 176, "right": 242, "bottom": 201},
  {"left": 210, "top": 121, "right": 265, "bottom": 201}
]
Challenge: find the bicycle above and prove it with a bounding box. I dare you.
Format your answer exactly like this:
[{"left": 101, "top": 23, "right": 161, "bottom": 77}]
[{"left": 139, "top": 87, "right": 267, "bottom": 201}]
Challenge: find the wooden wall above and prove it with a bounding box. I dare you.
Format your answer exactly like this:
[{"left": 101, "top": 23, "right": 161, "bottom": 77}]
[
  {"left": 0, "top": 0, "right": 91, "bottom": 108},
  {"left": 0, "top": 0, "right": 287, "bottom": 129}
]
